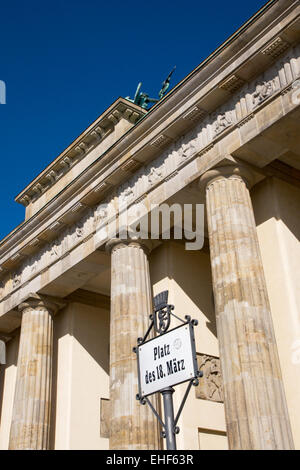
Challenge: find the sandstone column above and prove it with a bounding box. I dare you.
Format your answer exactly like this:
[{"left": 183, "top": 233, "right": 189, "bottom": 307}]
[
  {"left": 106, "top": 238, "right": 160, "bottom": 450},
  {"left": 201, "top": 164, "right": 294, "bottom": 450},
  {"left": 9, "top": 294, "right": 62, "bottom": 450}
]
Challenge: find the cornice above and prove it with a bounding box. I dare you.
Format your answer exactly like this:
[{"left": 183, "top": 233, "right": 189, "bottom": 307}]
[{"left": 15, "top": 98, "right": 146, "bottom": 207}]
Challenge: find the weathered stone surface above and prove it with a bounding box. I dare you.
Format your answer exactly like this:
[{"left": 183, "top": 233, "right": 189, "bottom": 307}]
[
  {"left": 196, "top": 354, "right": 223, "bottom": 403},
  {"left": 107, "top": 239, "right": 160, "bottom": 450},
  {"left": 9, "top": 294, "right": 63, "bottom": 450},
  {"left": 100, "top": 398, "right": 110, "bottom": 439},
  {"left": 202, "top": 164, "right": 294, "bottom": 450}
]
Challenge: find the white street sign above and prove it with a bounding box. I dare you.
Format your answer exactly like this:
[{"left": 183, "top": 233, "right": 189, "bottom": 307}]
[{"left": 137, "top": 323, "right": 198, "bottom": 397}]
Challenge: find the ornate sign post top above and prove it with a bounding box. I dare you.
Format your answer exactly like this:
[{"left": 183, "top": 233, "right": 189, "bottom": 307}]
[{"left": 133, "top": 290, "right": 202, "bottom": 450}]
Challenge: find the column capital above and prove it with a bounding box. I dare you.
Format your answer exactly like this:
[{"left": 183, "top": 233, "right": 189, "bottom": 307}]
[
  {"left": 199, "top": 161, "right": 255, "bottom": 190},
  {"left": 105, "top": 237, "right": 153, "bottom": 255},
  {"left": 18, "top": 293, "right": 66, "bottom": 315}
]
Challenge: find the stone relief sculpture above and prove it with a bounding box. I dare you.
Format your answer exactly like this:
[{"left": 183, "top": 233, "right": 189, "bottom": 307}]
[
  {"left": 31, "top": 258, "right": 38, "bottom": 273},
  {"left": 12, "top": 273, "right": 21, "bottom": 288},
  {"left": 50, "top": 241, "right": 60, "bottom": 258},
  {"left": 148, "top": 165, "right": 163, "bottom": 186},
  {"left": 252, "top": 80, "right": 274, "bottom": 107},
  {"left": 74, "top": 222, "right": 84, "bottom": 239},
  {"left": 196, "top": 354, "right": 224, "bottom": 403},
  {"left": 180, "top": 139, "right": 197, "bottom": 160},
  {"left": 73, "top": 210, "right": 93, "bottom": 241},
  {"left": 95, "top": 204, "right": 108, "bottom": 225},
  {"left": 119, "top": 185, "right": 134, "bottom": 207},
  {"left": 214, "top": 111, "right": 233, "bottom": 135},
  {"left": 22, "top": 256, "right": 36, "bottom": 280}
]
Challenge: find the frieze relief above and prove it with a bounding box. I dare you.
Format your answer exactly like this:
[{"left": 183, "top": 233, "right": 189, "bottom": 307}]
[
  {"left": 177, "top": 135, "right": 198, "bottom": 162},
  {"left": 213, "top": 110, "right": 235, "bottom": 135},
  {"left": 12, "top": 273, "right": 21, "bottom": 289},
  {"left": 146, "top": 153, "right": 166, "bottom": 187},
  {"left": 196, "top": 354, "right": 224, "bottom": 403},
  {"left": 71, "top": 208, "right": 94, "bottom": 244},
  {"left": 73, "top": 221, "right": 84, "bottom": 240},
  {"left": 148, "top": 165, "right": 164, "bottom": 186},
  {"left": 2, "top": 45, "right": 300, "bottom": 300},
  {"left": 252, "top": 79, "right": 275, "bottom": 108},
  {"left": 95, "top": 202, "right": 109, "bottom": 228},
  {"left": 118, "top": 178, "right": 136, "bottom": 208}
]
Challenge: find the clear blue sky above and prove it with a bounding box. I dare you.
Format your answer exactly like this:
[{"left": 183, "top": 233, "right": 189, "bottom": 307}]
[{"left": 0, "top": 0, "right": 267, "bottom": 240}]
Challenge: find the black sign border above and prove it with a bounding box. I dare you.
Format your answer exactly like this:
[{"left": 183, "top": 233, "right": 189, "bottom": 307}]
[{"left": 136, "top": 321, "right": 198, "bottom": 399}]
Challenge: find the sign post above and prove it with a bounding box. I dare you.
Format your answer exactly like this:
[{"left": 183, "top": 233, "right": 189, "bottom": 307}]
[
  {"left": 161, "top": 387, "right": 176, "bottom": 450},
  {"left": 133, "top": 291, "right": 202, "bottom": 450}
]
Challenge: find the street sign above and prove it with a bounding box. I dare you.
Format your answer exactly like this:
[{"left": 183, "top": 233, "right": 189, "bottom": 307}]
[
  {"left": 134, "top": 291, "right": 202, "bottom": 450},
  {"left": 137, "top": 322, "right": 198, "bottom": 398}
]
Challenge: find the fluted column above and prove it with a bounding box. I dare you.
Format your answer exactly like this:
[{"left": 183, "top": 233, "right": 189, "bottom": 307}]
[
  {"left": 9, "top": 294, "right": 62, "bottom": 450},
  {"left": 201, "top": 164, "right": 294, "bottom": 450},
  {"left": 106, "top": 238, "right": 160, "bottom": 450}
]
